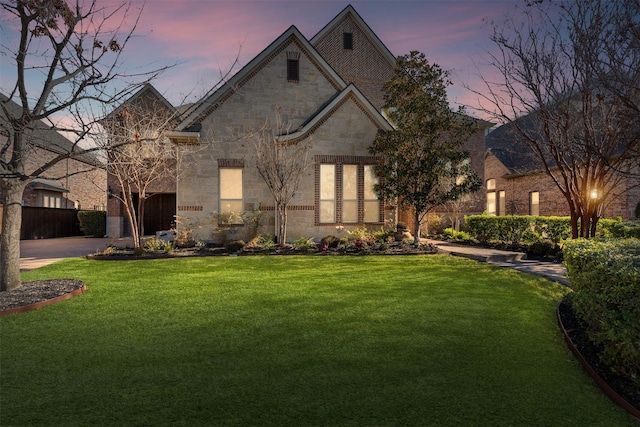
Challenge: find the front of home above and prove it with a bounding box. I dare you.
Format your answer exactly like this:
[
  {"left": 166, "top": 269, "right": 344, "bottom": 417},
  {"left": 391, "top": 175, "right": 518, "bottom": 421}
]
[
  {"left": 104, "top": 5, "right": 492, "bottom": 242},
  {"left": 168, "top": 6, "right": 400, "bottom": 242}
]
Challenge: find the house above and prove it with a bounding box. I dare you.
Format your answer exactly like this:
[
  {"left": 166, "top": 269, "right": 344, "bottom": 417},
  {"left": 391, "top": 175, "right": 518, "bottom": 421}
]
[
  {"left": 0, "top": 94, "right": 107, "bottom": 238},
  {"left": 162, "top": 4, "right": 491, "bottom": 243},
  {"left": 103, "top": 84, "right": 179, "bottom": 238},
  {"left": 484, "top": 117, "right": 640, "bottom": 221}
]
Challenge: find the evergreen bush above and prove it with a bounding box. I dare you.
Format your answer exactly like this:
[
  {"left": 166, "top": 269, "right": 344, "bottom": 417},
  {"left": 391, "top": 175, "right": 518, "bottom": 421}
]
[
  {"left": 564, "top": 238, "right": 640, "bottom": 384},
  {"left": 77, "top": 210, "right": 106, "bottom": 237}
]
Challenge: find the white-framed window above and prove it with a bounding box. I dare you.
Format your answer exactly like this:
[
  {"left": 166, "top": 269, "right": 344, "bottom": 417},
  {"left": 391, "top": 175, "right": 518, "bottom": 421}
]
[
  {"left": 219, "top": 168, "right": 243, "bottom": 224},
  {"left": 319, "top": 164, "right": 336, "bottom": 223},
  {"left": 530, "top": 191, "right": 540, "bottom": 216}
]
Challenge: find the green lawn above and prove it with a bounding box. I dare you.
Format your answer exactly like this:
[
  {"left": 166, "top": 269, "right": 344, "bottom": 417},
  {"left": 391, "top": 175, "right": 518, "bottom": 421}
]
[{"left": 2, "top": 255, "right": 637, "bottom": 426}]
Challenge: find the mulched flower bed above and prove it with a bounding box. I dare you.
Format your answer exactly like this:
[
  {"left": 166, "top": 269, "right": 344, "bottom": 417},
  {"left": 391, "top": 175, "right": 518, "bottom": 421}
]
[
  {"left": 0, "top": 279, "right": 85, "bottom": 312},
  {"left": 558, "top": 299, "right": 640, "bottom": 418},
  {"left": 87, "top": 241, "right": 439, "bottom": 260}
]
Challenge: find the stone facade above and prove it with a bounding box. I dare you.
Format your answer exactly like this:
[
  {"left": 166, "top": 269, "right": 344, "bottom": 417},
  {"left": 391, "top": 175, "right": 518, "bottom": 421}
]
[{"left": 169, "top": 5, "right": 492, "bottom": 243}]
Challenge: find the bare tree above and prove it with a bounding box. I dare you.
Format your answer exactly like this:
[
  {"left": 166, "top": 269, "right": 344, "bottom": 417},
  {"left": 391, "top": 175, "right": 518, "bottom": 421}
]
[
  {"left": 0, "top": 0, "right": 167, "bottom": 291},
  {"left": 98, "top": 90, "right": 179, "bottom": 248},
  {"left": 248, "top": 106, "right": 313, "bottom": 245},
  {"left": 472, "top": 0, "right": 639, "bottom": 238}
]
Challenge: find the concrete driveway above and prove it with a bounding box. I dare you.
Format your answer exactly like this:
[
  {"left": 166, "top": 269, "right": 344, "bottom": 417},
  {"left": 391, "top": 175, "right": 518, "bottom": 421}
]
[{"left": 20, "top": 236, "right": 134, "bottom": 271}]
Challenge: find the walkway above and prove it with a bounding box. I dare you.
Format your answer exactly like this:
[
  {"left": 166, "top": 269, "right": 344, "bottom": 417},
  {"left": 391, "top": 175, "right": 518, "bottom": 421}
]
[
  {"left": 428, "top": 240, "right": 569, "bottom": 286},
  {"left": 19, "top": 236, "right": 569, "bottom": 286}
]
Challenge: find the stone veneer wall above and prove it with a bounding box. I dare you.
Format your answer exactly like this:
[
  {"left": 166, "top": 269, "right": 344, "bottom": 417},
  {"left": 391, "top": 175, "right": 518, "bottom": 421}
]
[{"left": 176, "top": 56, "right": 392, "bottom": 243}]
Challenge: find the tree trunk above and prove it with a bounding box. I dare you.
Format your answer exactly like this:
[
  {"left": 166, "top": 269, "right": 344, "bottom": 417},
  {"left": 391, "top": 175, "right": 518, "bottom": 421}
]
[
  {"left": 137, "top": 196, "right": 145, "bottom": 248},
  {"left": 0, "top": 180, "right": 28, "bottom": 291},
  {"left": 413, "top": 209, "right": 421, "bottom": 244},
  {"left": 569, "top": 211, "right": 579, "bottom": 239},
  {"left": 276, "top": 203, "right": 287, "bottom": 245}
]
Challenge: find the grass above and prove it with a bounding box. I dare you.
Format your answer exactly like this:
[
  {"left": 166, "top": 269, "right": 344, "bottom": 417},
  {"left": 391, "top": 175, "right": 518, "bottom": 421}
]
[{"left": 2, "top": 255, "right": 638, "bottom": 426}]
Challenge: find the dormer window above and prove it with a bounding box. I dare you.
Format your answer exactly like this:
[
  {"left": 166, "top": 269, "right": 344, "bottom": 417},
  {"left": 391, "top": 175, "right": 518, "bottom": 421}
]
[
  {"left": 343, "top": 32, "right": 353, "bottom": 50},
  {"left": 286, "top": 51, "right": 300, "bottom": 82}
]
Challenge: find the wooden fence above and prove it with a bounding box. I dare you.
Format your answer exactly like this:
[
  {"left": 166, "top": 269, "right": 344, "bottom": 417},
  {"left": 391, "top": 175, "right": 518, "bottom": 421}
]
[{"left": 20, "top": 206, "right": 85, "bottom": 240}]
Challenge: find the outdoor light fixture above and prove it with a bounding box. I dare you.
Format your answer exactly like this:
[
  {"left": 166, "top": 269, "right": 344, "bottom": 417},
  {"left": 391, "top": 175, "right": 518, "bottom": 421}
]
[{"left": 589, "top": 189, "right": 599, "bottom": 199}]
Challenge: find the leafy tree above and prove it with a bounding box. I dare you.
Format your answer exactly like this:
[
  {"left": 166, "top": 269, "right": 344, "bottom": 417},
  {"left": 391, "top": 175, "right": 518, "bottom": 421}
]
[
  {"left": 248, "top": 106, "right": 313, "bottom": 245},
  {"left": 473, "top": 0, "right": 639, "bottom": 238},
  {"left": 0, "top": 0, "right": 164, "bottom": 291},
  {"left": 371, "top": 51, "right": 480, "bottom": 243}
]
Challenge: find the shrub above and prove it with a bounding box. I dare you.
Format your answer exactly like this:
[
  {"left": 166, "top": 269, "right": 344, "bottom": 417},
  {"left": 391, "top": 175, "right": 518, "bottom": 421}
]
[
  {"left": 353, "top": 238, "right": 367, "bottom": 250},
  {"left": 598, "top": 219, "right": 640, "bottom": 239},
  {"left": 225, "top": 240, "right": 246, "bottom": 253},
  {"left": 347, "top": 227, "right": 374, "bottom": 244},
  {"left": 532, "top": 216, "right": 571, "bottom": 244},
  {"left": 246, "top": 234, "right": 276, "bottom": 250},
  {"left": 77, "top": 210, "right": 106, "bottom": 237},
  {"left": 292, "top": 237, "right": 315, "bottom": 252},
  {"left": 373, "top": 229, "right": 395, "bottom": 244},
  {"left": 316, "top": 241, "right": 329, "bottom": 252},
  {"left": 143, "top": 237, "right": 166, "bottom": 253},
  {"left": 173, "top": 217, "right": 201, "bottom": 248},
  {"left": 465, "top": 215, "right": 501, "bottom": 243},
  {"left": 442, "top": 228, "right": 454, "bottom": 238},
  {"left": 564, "top": 239, "right": 640, "bottom": 383},
  {"left": 321, "top": 235, "right": 341, "bottom": 248},
  {"left": 527, "top": 239, "right": 558, "bottom": 257}
]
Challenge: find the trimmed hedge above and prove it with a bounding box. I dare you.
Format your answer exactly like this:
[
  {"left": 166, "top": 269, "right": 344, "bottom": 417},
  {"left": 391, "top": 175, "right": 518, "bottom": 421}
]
[
  {"left": 464, "top": 215, "right": 569, "bottom": 244},
  {"left": 564, "top": 239, "right": 640, "bottom": 384},
  {"left": 77, "top": 210, "right": 106, "bottom": 237},
  {"left": 464, "top": 215, "right": 639, "bottom": 244}
]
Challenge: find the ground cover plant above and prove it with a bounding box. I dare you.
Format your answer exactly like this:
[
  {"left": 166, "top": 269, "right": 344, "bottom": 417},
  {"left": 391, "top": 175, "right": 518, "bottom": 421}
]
[{"left": 2, "top": 256, "right": 638, "bottom": 426}]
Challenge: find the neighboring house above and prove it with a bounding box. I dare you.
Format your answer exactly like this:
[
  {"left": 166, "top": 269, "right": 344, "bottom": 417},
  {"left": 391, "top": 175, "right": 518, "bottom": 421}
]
[
  {"left": 484, "top": 118, "right": 640, "bottom": 221},
  {"left": 0, "top": 94, "right": 107, "bottom": 238},
  {"left": 163, "top": 4, "right": 490, "bottom": 242},
  {"left": 103, "top": 84, "right": 178, "bottom": 238}
]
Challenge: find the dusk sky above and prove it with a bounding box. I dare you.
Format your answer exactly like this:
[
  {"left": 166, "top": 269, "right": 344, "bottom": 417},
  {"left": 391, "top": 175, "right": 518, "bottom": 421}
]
[{"left": 1, "top": 0, "right": 528, "bottom": 120}]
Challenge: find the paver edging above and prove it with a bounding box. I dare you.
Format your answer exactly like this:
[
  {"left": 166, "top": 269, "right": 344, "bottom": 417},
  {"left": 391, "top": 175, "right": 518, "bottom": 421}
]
[
  {"left": 557, "top": 300, "right": 640, "bottom": 421},
  {"left": 0, "top": 284, "right": 87, "bottom": 316}
]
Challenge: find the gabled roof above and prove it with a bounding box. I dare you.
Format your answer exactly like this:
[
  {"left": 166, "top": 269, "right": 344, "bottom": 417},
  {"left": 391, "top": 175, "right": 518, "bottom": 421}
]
[
  {"left": 177, "top": 25, "right": 347, "bottom": 131},
  {"left": 311, "top": 4, "right": 396, "bottom": 69},
  {"left": 104, "top": 83, "right": 177, "bottom": 121},
  {"left": 485, "top": 114, "right": 548, "bottom": 176},
  {"left": 278, "top": 84, "right": 393, "bottom": 143},
  {"left": 0, "top": 93, "right": 103, "bottom": 167}
]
